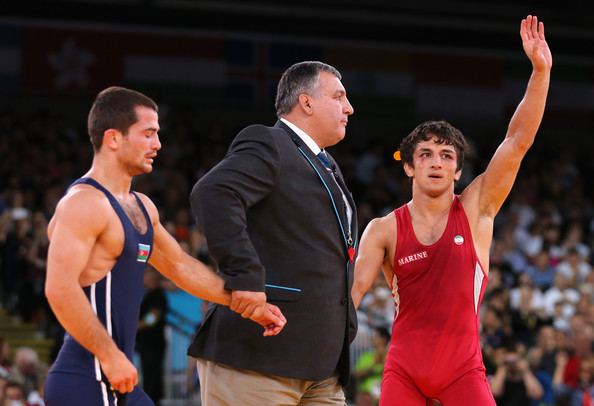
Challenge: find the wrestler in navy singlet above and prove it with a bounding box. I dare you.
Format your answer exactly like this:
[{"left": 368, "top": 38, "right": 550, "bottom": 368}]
[{"left": 45, "top": 178, "right": 155, "bottom": 406}]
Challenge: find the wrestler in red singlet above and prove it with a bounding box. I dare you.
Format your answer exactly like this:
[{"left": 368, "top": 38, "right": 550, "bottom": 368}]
[
  {"left": 352, "top": 15, "right": 552, "bottom": 406},
  {"left": 380, "top": 197, "right": 494, "bottom": 405}
]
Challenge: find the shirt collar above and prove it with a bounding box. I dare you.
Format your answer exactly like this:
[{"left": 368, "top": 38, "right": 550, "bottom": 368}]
[{"left": 280, "top": 117, "right": 322, "bottom": 155}]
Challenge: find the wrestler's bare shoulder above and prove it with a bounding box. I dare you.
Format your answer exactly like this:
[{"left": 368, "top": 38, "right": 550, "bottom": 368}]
[
  {"left": 48, "top": 185, "right": 113, "bottom": 239},
  {"left": 364, "top": 211, "right": 396, "bottom": 248}
]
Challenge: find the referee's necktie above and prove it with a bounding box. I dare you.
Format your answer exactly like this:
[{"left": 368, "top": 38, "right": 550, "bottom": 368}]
[{"left": 317, "top": 151, "right": 333, "bottom": 173}]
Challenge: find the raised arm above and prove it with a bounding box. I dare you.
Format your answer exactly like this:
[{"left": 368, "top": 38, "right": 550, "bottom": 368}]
[
  {"left": 352, "top": 216, "right": 395, "bottom": 309},
  {"left": 45, "top": 190, "right": 138, "bottom": 394},
  {"left": 144, "top": 195, "right": 286, "bottom": 336},
  {"left": 466, "top": 15, "right": 552, "bottom": 217}
]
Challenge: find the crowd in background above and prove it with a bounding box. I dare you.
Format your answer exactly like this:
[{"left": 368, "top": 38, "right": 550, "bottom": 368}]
[
  {"left": 1, "top": 101, "right": 594, "bottom": 405},
  {"left": 0, "top": 340, "right": 46, "bottom": 406}
]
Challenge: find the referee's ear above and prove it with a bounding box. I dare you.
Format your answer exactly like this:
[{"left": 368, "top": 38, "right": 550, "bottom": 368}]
[{"left": 298, "top": 93, "right": 313, "bottom": 116}]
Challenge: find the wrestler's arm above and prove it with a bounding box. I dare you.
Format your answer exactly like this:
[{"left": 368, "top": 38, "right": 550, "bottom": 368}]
[
  {"left": 463, "top": 15, "right": 552, "bottom": 219},
  {"left": 352, "top": 215, "right": 394, "bottom": 309},
  {"left": 45, "top": 189, "right": 137, "bottom": 393},
  {"left": 142, "top": 195, "right": 286, "bottom": 336}
]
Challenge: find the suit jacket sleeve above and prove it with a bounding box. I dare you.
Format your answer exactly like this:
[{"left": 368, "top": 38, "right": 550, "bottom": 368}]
[{"left": 190, "top": 126, "right": 280, "bottom": 292}]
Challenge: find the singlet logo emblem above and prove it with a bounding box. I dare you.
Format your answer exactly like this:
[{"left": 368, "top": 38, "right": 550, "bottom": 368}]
[
  {"left": 454, "top": 235, "right": 464, "bottom": 245},
  {"left": 137, "top": 243, "right": 151, "bottom": 262}
]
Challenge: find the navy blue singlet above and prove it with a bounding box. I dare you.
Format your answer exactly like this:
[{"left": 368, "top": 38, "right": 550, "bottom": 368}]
[{"left": 45, "top": 178, "right": 155, "bottom": 406}]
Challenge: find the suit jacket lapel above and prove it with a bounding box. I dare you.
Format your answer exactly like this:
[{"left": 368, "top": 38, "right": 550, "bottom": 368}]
[
  {"left": 275, "top": 120, "right": 351, "bottom": 237},
  {"left": 275, "top": 121, "right": 338, "bottom": 188}
]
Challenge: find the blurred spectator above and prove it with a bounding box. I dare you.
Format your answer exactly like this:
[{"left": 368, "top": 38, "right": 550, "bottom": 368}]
[
  {"left": 136, "top": 268, "right": 168, "bottom": 406},
  {"left": 508, "top": 190, "right": 537, "bottom": 231},
  {"left": 353, "top": 327, "right": 390, "bottom": 405},
  {"left": 19, "top": 212, "right": 49, "bottom": 326},
  {"left": 9, "top": 348, "right": 46, "bottom": 399},
  {"left": 509, "top": 274, "right": 544, "bottom": 313},
  {"left": 484, "top": 266, "right": 503, "bottom": 295},
  {"left": 561, "top": 327, "right": 594, "bottom": 391},
  {"left": 543, "top": 224, "right": 564, "bottom": 266},
  {"left": 490, "top": 226, "right": 528, "bottom": 282},
  {"left": 0, "top": 339, "right": 11, "bottom": 370},
  {"left": 557, "top": 247, "right": 592, "bottom": 286},
  {"left": 561, "top": 223, "right": 590, "bottom": 260},
  {"left": 542, "top": 273, "right": 579, "bottom": 321},
  {"left": 528, "top": 326, "right": 559, "bottom": 405},
  {"left": 554, "top": 351, "right": 594, "bottom": 406},
  {"left": 525, "top": 250, "right": 557, "bottom": 291},
  {"left": 490, "top": 344, "right": 544, "bottom": 405},
  {"left": 0, "top": 368, "right": 8, "bottom": 406},
  {"left": 25, "top": 382, "right": 44, "bottom": 406},
  {"left": 1, "top": 380, "right": 29, "bottom": 406},
  {"left": 485, "top": 286, "right": 510, "bottom": 317},
  {"left": 359, "top": 284, "right": 394, "bottom": 330},
  {"left": 583, "top": 297, "right": 594, "bottom": 328},
  {"left": 509, "top": 274, "right": 548, "bottom": 347},
  {"left": 515, "top": 217, "right": 546, "bottom": 258},
  {"left": 552, "top": 302, "right": 572, "bottom": 332},
  {"left": 482, "top": 306, "right": 507, "bottom": 350},
  {"left": 0, "top": 202, "right": 31, "bottom": 316}
]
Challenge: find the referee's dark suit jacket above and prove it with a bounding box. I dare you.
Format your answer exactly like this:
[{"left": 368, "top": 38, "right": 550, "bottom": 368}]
[{"left": 187, "top": 120, "right": 358, "bottom": 386}]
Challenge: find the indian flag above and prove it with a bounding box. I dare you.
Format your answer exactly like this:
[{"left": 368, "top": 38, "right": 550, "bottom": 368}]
[{"left": 137, "top": 243, "right": 151, "bottom": 263}]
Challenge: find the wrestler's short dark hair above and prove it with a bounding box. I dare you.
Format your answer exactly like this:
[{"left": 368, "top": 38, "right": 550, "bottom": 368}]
[
  {"left": 399, "top": 120, "right": 468, "bottom": 171},
  {"left": 88, "top": 86, "right": 158, "bottom": 152}
]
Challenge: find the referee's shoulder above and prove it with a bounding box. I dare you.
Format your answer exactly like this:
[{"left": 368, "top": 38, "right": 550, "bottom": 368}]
[{"left": 234, "top": 123, "right": 283, "bottom": 141}]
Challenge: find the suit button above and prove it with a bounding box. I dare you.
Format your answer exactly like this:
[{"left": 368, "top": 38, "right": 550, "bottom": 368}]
[{"left": 340, "top": 298, "right": 347, "bottom": 306}]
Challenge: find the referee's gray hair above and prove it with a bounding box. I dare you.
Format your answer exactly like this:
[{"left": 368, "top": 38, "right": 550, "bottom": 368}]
[{"left": 275, "top": 61, "right": 341, "bottom": 117}]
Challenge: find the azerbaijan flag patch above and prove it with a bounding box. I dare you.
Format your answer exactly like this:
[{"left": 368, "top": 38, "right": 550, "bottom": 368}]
[{"left": 137, "top": 243, "right": 151, "bottom": 263}]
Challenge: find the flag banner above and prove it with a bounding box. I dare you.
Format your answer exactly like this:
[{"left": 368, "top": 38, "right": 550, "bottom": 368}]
[{"left": 21, "top": 26, "right": 224, "bottom": 95}]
